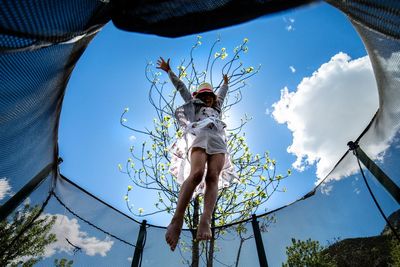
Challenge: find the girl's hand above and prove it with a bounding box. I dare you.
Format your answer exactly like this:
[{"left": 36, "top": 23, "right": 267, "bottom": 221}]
[
  {"left": 223, "top": 74, "right": 229, "bottom": 85},
  {"left": 156, "top": 57, "right": 171, "bottom": 72}
]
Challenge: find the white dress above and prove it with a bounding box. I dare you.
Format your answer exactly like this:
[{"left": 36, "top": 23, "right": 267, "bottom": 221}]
[{"left": 169, "top": 106, "right": 238, "bottom": 195}]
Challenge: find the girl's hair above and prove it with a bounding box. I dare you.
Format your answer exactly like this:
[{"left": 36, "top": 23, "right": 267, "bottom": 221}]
[{"left": 196, "top": 93, "right": 218, "bottom": 109}]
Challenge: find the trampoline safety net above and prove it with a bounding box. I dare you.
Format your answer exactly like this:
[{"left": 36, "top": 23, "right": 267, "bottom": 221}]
[{"left": 0, "top": 0, "right": 399, "bottom": 266}]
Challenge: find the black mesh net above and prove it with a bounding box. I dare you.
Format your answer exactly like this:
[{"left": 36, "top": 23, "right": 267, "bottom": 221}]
[
  {"left": 111, "top": 0, "right": 315, "bottom": 37},
  {"left": 1, "top": 0, "right": 400, "bottom": 266},
  {"left": 142, "top": 221, "right": 261, "bottom": 266},
  {"left": 0, "top": 37, "right": 96, "bottom": 206},
  {"left": 261, "top": 152, "right": 399, "bottom": 266},
  {"left": 35, "top": 175, "right": 139, "bottom": 266},
  {"left": 327, "top": 0, "right": 400, "bottom": 40},
  {"left": 353, "top": 21, "right": 400, "bottom": 191},
  {"left": 0, "top": 0, "right": 110, "bottom": 43},
  {"left": 0, "top": 0, "right": 108, "bottom": 204},
  {"left": 0, "top": 172, "right": 54, "bottom": 266}
]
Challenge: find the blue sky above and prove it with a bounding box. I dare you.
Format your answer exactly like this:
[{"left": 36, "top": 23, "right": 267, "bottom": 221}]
[{"left": 58, "top": 2, "right": 371, "bottom": 227}]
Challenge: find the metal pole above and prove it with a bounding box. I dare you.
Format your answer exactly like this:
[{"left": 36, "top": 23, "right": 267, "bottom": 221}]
[
  {"left": 251, "top": 214, "right": 268, "bottom": 267},
  {"left": 131, "top": 220, "right": 147, "bottom": 267},
  {"left": 0, "top": 162, "right": 54, "bottom": 221},
  {"left": 348, "top": 141, "right": 400, "bottom": 205}
]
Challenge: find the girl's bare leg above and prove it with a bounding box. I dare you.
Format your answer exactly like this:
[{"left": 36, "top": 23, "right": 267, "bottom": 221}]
[
  {"left": 197, "top": 153, "right": 225, "bottom": 240},
  {"left": 166, "top": 148, "right": 207, "bottom": 251}
]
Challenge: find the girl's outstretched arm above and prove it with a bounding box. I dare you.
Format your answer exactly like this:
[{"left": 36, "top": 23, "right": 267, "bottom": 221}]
[
  {"left": 216, "top": 74, "right": 229, "bottom": 108},
  {"left": 157, "top": 57, "right": 192, "bottom": 102}
]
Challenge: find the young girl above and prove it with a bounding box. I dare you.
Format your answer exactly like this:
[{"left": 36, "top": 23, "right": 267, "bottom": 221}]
[{"left": 157, "top": 57, "right": 237, "bottom": 251}]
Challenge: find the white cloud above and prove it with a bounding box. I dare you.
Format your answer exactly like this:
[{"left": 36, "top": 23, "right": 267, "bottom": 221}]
[
  {"left": 283, "top": 17, "right": 295, "bottom": 31},
  {"left": 0, "top": 177, "right": 12, "bottom": 200},
  {"left": 43, "top": 214, "right": 114, "bottom": 257},
  {"left": 129, "top": 135, "right": 137, "bottom": 142},
  {"left": 272, "top": 52, "right": 380, "bottom": 183},
  {"left": 286, "top": 25, "right": 294, "bottom": 31},
  {"left": 320, "top": 184, "right": 333, "bottom": 195},
  {"left": 289, "top": 66, "right": 296, "bottom": 73}
]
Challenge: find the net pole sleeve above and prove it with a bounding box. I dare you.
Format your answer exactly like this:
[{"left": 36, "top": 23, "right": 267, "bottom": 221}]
[
  {"left": 251, "top": 214, "right": 268, "bottom": 267},
  {"left": 348, "top": 141, "right": 400, "bottom": 205},
  {"left": 131, "top": 220, "right": 147, "bottom": 267}
]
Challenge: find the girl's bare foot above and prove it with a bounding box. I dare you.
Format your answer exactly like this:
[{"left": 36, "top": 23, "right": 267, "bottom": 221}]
[
  {"left": 165, "top": 218, "right": 183, "bottom": 251},
  {"left": 196, "top": 219, "right": 212, "bottom": 240}
]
